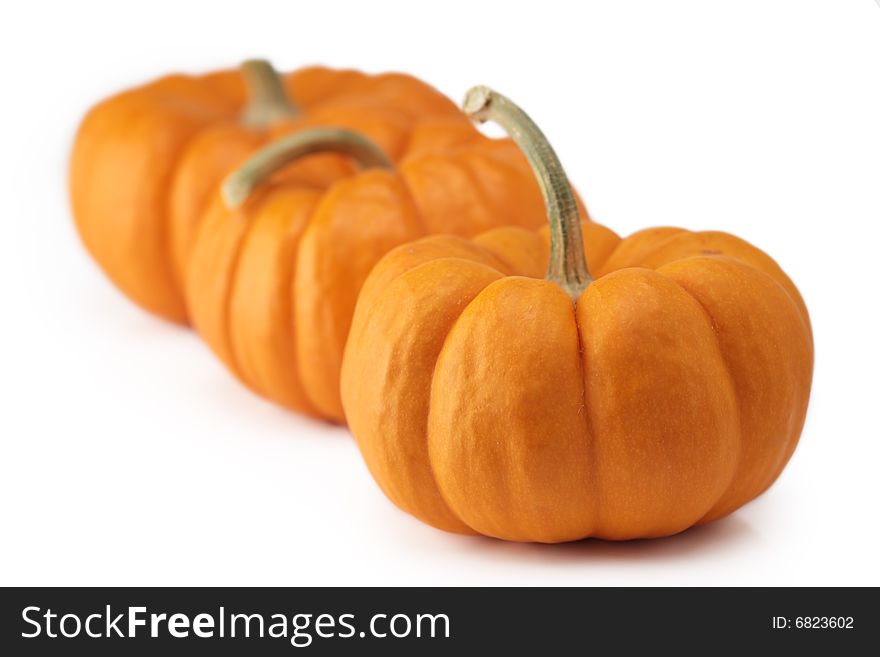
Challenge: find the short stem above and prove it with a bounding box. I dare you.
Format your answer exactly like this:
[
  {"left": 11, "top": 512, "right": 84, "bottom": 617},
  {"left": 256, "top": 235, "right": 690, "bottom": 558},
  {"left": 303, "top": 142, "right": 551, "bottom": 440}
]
[
  {"left": 240, "top": 59, "right": 299, "bottom": 129},
  {"left": 463, "top": 86, "right": 591, "bottom": 301},
  {"left": 221, "top": 127, "right": 393, "bottom": 209}
]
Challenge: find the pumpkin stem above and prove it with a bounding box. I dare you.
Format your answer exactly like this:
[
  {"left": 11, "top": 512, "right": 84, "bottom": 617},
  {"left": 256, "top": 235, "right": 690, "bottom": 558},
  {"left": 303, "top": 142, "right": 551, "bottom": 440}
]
[
  {"left": 463, "top": 86, "right": 591, "bottom": 301},
  {"left": 240, "top": 59, "right": 299, "bottom": 128},
  {"left": 221, "top": 127, "right": 393, "bottom": 209}
]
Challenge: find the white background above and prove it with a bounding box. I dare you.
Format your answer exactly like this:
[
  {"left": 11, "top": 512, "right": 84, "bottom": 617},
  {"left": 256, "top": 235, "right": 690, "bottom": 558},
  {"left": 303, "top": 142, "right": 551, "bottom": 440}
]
[{"left": 1, "top": 0, "right": 878, "bottom": 586}]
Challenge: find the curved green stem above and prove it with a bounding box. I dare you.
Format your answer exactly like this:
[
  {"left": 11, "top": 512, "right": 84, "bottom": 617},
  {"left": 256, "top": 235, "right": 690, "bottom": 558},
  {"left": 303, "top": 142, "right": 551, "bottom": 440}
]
[
  {"left": 222, "top": 127, "right": 393, "bottom": 209},
  {"left": 463, "top": 86, "right": 591, "bottom": 301},
  {"left": 240, "top": 59, "right": 299, "bottom": 128}
]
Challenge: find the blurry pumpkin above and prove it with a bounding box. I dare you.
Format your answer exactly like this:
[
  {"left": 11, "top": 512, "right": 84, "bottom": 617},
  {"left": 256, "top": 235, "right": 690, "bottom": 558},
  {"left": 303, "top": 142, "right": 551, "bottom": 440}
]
[
  {"left": 340, "top": 87, "right": 813, "bottom": 542},
  {"left": 185, "top": 118, "right": 582, "bottom": 422},
  {"left": 69, "top": 59, "right": 473, "bottom": 323}
]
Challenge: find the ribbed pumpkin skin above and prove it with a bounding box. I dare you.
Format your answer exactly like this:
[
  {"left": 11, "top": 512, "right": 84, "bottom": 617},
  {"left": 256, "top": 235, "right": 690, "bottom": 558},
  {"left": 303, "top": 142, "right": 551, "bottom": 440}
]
[
  {"left": 69, "top": 66, "right": 469, "bottom": 323},
  {"left": 185, "top": 135, "right": 575, "bottom": 423},
  {"left": 340, "top": 222, "right": 813, "bottom": 542}
]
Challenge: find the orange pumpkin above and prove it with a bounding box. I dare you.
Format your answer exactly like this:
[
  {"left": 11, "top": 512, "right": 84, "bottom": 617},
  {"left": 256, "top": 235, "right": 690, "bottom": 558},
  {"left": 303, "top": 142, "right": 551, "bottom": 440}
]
[
  {"left": 340, "top": 87, "right": 813, "bottom": 542},
  {"left": 185, "top": 119, "right": 582, "bottom": 423},
  {"left": 69, "top": 60, "right": 472, "bottom": 323}
]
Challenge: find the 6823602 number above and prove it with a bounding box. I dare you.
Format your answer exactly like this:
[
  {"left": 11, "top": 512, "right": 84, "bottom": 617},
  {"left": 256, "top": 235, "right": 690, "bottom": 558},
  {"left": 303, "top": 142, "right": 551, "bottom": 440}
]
[{"left": 795, "top": 617, "right": 853, "bottom": 629}]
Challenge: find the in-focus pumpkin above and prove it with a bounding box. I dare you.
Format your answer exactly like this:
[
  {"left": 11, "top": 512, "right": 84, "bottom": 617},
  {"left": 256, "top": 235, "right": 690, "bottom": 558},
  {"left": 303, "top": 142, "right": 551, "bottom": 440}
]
[
  {"left": 69, "top": 59, "right": 474, "bottom": 323},
  {"left": 185, "top": 117, "right": 586, "bottom": 422},
  {"left": 340, "top": 87, "right": 813, "bottom": 542}
]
